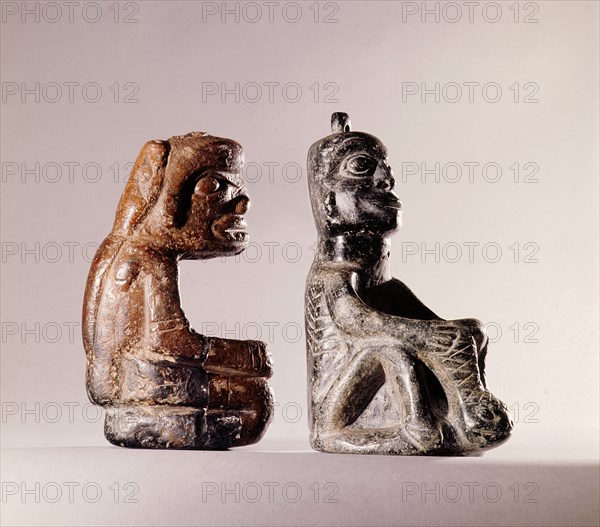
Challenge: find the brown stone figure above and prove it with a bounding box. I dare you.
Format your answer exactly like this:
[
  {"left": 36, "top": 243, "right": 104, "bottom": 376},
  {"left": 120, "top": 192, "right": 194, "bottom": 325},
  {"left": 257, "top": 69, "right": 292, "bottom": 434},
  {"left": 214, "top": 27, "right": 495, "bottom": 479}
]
[
  {"left": 305, "top": 113, "right": 512, "bottom": 455},
  {"left": 83, "top": 132, "right": 273, "bottom": 449}
]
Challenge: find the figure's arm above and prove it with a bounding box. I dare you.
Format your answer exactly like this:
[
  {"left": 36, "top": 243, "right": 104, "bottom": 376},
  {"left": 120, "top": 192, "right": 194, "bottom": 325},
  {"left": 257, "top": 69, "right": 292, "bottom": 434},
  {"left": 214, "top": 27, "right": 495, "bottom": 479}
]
[
  {"left": 140, "top": 262, "right": 271, "bottom": 377},
  {"left": 203, "top": 337, "right": 273, "bottom": 378},
  {"left": 323, "top": 269, "right": 484, "bottom": 350},
  {"left": 145, "top": 310, "right": 273, "bottom": 378},
  {"left": 129, "top": 260, "right": 207, "bottom": 362},
  {"left": 323, "top": 269, "right": 424, "bottom": 344},
  {"left": 144, "top": 319, "right": 272, "bottom": 378},
  {"left": 146, "top": 316, "right": 206, "bottom": 361},
  {"left": 147, "top": 322, "right": 272, "bottom": 378}
]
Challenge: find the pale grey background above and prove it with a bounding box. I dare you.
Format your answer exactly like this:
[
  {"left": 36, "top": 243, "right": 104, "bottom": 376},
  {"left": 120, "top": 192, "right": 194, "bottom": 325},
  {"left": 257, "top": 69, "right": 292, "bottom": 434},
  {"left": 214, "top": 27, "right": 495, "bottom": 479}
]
[{"left": 1, "top": 1, "right": 598, "bottom": 526}]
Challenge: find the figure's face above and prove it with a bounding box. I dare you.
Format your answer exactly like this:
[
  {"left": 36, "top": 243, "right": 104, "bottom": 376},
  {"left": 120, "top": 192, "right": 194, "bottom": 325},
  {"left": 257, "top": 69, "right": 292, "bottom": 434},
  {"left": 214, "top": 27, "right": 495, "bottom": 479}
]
[
  {"left": 138, "top": 136, "right": 250, "bottom": 259},
  {"left": 176, "top": 160, "right": 250, "bottom": 259},
  {"left": 324, "top": 143, "right": 402, "bottom": 237}
]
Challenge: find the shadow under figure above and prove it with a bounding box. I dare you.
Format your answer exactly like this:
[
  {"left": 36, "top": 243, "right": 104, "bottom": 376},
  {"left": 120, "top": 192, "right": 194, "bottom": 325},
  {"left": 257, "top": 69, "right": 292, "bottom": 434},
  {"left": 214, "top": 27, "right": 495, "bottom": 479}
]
[
  {"left": 305, "top": 113, "right": 513, "bottom": 455},
  {"left": 83, "top": 132, "right": 273, "bottom": 449}
]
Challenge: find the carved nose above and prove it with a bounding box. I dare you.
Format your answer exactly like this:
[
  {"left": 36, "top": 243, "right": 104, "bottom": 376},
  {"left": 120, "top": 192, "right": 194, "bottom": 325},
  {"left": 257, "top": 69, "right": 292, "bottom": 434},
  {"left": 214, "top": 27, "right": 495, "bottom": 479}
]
[
  {"left": 377, "top": 177, "right": 395, "bottom": 191},
  {"left": 235, "top": 195, "right": 250, "bottom": 214}
]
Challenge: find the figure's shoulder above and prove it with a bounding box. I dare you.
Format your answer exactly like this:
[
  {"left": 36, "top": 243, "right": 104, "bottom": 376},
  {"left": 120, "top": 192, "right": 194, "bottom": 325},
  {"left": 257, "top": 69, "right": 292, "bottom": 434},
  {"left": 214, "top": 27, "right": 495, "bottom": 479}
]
[
  {"left": 113, "top": 256, "right": 141, "bottom": 287},
  {"left": 309, "top": 260, "right": 359, "bottom": 280},
  {"left": 98, "top": 240, "right": 148, "bottom": 288}
]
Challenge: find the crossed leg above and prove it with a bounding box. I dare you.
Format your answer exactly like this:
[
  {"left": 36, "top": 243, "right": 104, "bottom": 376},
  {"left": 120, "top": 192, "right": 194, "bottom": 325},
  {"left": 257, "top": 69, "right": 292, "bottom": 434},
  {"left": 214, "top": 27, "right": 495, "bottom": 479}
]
[{"left": 314, "top": 343, "right": 442, "bottom": 454}]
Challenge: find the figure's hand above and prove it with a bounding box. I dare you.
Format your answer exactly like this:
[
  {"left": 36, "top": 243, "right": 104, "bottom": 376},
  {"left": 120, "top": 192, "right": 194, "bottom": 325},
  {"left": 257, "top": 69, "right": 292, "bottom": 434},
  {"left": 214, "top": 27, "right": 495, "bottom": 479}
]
[
  {"left": 204, "top": 337, "right": 273, "bottom": 378},
  {"left": 422, "top": 318, "right": 487, "bottom": 354},
  {"left": 241, "top": 339, "right": 273, "bottom": 378}
]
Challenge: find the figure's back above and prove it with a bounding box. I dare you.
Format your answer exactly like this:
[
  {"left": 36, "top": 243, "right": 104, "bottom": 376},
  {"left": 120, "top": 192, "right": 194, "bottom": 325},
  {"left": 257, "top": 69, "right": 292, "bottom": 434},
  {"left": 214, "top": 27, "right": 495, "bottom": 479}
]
[
  {"left": 82, "top": 235, "right": 129, "bottom": 405},
  {"left": 305, "top": 263, "right": 347, "bottom": 430}
]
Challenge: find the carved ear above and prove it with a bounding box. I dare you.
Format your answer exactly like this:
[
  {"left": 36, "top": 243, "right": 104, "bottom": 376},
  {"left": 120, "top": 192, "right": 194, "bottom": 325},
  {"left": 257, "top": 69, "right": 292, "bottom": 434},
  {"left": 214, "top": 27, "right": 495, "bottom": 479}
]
[
  {"left": 135, "top": 140, "right": 170, "bottom": 203},
  {"left": 112, "top": 139, "right": 170, "bottom": 235},
  {"left": 324, "top": 191, "right": 336, "bottom": 218}
]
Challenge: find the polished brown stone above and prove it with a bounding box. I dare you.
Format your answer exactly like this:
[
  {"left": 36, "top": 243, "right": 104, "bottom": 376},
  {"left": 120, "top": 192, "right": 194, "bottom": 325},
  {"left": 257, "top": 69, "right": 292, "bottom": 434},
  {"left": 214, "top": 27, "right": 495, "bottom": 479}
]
[
  {"left": 83, "top": 132, "right": 273, "bottom": 449},
  {"left": 305, "top": 113, "right": 512, "bottom": 455}
]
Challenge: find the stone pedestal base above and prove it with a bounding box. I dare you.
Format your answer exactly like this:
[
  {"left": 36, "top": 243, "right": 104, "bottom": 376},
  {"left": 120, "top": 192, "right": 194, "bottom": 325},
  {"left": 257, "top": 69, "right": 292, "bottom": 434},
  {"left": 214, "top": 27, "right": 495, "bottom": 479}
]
[{"left": 104, "top": 406, "right": 243, "bottom": 449}]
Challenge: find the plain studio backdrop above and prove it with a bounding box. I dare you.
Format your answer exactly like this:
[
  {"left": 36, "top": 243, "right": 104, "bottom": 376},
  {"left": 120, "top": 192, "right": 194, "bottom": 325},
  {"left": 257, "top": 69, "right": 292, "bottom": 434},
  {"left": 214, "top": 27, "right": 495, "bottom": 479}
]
[{"left": 1, "top": 1, "right": 598, "bottom": 526}]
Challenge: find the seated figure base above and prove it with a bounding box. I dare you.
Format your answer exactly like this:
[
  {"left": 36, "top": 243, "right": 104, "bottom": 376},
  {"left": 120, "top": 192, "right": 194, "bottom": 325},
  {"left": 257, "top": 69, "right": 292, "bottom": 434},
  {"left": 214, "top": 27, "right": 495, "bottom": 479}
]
[
  {"left": 310, "top": 422, "right": 512, "bottom": 457},
  {"left": 104, "top": 406, "right": 259, "bottom": 450}
]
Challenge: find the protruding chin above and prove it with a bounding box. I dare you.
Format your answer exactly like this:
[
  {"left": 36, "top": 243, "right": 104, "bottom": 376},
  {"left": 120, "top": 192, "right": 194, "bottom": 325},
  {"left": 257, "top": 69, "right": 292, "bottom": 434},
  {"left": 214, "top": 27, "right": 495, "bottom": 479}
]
[
  {"left": 228, "top": 240, "right": 249, "bottom": 256},
  {"left": 178, "top": 237, "right": 249, "bottom": 260},
  {"left": 213, "top": 235, "right": 250, "bottom": 257},
  {"left": 396, "top": 213, "right": 403, "bottom": 230}
]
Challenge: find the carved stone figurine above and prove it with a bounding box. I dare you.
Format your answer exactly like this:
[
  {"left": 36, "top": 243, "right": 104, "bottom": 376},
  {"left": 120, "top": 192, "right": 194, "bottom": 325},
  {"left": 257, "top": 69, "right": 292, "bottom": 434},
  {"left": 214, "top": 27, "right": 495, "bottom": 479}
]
[
  {"left": 305, "top": 113, "right": 512, "bottom": 455},
  {"left": 83, "top": 132, "right": 273, "bottom": 449}
]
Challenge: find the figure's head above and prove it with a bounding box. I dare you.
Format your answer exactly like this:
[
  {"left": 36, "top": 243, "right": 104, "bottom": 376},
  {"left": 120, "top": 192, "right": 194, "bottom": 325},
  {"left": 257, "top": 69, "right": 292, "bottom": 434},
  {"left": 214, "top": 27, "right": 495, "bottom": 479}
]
[
  {"left": 112, "top": 131, "right": 250, "bottom": 259},
  {"left": 307, "top": 113, "right": 402, "bottom": 239}
]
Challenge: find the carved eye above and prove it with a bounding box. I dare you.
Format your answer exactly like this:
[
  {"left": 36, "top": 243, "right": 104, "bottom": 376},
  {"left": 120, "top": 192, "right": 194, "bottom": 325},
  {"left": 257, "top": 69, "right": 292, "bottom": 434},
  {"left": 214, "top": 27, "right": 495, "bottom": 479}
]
[
  {"left": 345, "top": 155, "right": 377, "bottom": 176},
  {"left": 195, "top": 176, "right": 222, "bottom": 195}
]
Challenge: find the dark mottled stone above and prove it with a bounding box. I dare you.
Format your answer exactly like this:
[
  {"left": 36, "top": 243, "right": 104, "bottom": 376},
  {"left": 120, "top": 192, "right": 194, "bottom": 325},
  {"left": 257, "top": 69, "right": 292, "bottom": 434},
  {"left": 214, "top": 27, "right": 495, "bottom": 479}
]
[
  {"left": 83, "top": 132, "right": 273, "bottom": 449},
  {"left": 305, "top": 113, "right": 512, "bottom": 455}
]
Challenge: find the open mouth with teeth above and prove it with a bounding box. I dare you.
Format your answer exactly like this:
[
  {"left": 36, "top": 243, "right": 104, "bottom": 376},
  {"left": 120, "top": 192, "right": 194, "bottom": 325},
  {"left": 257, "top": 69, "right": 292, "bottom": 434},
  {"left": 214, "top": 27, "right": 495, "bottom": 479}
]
[{"left": 212, "top": 213, "right": 249, "bottom": 243}]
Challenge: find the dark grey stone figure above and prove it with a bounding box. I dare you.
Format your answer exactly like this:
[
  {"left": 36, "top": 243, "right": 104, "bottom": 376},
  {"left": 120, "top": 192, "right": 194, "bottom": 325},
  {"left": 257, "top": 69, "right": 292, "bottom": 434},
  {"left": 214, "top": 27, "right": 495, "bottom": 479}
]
[{"left": 305, "top": 113, "right": 512, "bottom": 455}]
